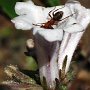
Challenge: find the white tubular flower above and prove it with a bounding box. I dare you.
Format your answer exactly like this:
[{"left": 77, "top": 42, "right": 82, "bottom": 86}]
[
  {"left": 11, "top": 0, "right": 74, "bottom": 42},
  {"left": 58, "top": 0, "right": 90, "bottom": 73},
  {"left": 12, "top": 0, "right": 90, "bottom": 89},
  {"left": 11, "top": 1, "right": 68, "bottom": 88}
]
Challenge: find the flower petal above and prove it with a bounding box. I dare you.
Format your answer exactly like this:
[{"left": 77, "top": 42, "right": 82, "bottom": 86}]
[
  {"left": 66, "top": 1, "right": 90, "bottom": 29},
  {"left": 64, "top": 24, "right": 84, "bottom": 33},
  {"left": 11, "top": 15, "right": 33, "bottom": 30},
  {"left": 77, "top": 9, "right": 90, "bottom": 29},
  {"left": 58, "top": 1, "right": 90, "bottom": 73},
  {"left": 33, "top": 28, "right": 63, "bottom": 42},
  {"left": 58, "top": 32, "right": 84, "bottom": 73},
  {"left": 63, "top": 17, "right": 84, "bottom": 33},
  {"left": 15, "top": 1, "right": 46, "bottom": 23},
  {"left": 15, "top": 1, "right": 35, "bottom": 15}
]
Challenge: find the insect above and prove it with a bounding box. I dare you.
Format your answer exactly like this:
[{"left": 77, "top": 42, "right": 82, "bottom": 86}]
[{"left": 33, "top": 6, "right": 75, "bottom": 29}]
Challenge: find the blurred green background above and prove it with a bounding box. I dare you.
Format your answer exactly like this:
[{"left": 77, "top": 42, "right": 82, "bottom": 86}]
[{"left": 0, "top": 0, "right": 90, "bottom": 89}]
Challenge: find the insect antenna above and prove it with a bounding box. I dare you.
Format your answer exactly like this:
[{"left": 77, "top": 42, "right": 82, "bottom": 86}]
[{"left": 60, "top": 12, "right": 76, "bottom": 21}]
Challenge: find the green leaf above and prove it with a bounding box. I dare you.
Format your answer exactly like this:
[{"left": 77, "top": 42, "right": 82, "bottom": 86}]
[
  {"left": 0, "top": 0, "right": 21, "bottom": 18},
  {"left": 25, "top": 56, "right": 38, "bottom": 71},
  {"left": 48, "top": 0, "right": 61, "bottom": 6}
]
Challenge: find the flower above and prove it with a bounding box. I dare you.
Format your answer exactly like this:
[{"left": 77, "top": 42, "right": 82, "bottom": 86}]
[
  {"left": 12, "top": 0, "right": 90, "bottom": 89},
  {"left": 11, "top": 0, "right": 79, "bottom": 42},
  {"left": 58, "top": 0, "right": 90, "bottom": 73}
]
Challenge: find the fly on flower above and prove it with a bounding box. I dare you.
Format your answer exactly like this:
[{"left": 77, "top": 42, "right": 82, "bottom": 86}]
[{"left": 33, "top": 6, "right": 75, "bottom": 29}]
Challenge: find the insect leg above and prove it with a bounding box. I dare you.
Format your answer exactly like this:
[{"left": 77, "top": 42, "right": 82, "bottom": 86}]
[
  {"left": 36, "top": 23, "right": 45, "bottom": 24},
  {"left": 53, "top": 6, "right": 65, "bottom": 15},
  {"left": 33, "top": 23, "right": 45, "bottom": 26},
  {"left": 48, "top": 6, "right": 56, "bottom": 18},
  {"left": 33, "top": 24, "right": 41, "bottom": 26}
]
